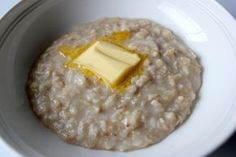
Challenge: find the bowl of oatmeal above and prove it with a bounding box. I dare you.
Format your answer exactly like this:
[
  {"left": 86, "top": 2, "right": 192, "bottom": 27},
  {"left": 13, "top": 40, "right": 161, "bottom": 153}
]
[
  {"left": 1, "top": 0, "right": 236, "bottom": 157},
  {"left": 27, "top": 17, "right": 202, "bottom": 151}
]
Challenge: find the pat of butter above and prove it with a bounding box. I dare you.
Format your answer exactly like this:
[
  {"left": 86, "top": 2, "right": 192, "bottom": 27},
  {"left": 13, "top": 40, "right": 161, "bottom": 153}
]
[
  {"left": 73, "top": 41, "right": 141, "bottom": 87},
  {"left": 96, "top": 41, "right": 140, "bottom": 66}
]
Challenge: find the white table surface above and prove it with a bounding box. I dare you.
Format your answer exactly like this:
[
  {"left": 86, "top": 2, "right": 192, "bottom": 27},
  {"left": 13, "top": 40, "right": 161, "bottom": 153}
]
[{"left": 0, "top": 0, "right": 235, "bottom": 157}]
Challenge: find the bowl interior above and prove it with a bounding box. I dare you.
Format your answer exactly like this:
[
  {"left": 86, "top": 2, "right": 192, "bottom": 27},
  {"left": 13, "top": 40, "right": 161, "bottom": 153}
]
[{"left": 1, "top": 0, "right": 236, "bottom": 157}]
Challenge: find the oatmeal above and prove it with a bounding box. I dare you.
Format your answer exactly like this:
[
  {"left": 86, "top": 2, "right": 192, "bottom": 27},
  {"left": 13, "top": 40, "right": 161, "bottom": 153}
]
[{"left": 27, "top": 18, "right": 202, "bottom": 151}]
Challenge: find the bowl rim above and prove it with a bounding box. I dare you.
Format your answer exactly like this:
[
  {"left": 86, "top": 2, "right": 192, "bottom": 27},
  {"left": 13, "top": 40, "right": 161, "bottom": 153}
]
[
  {"left": 0, "top": 2, "right": 45, "bottom": 157},
  {"left": 0, "top": 0, "right": 236, "bottom": 157}
]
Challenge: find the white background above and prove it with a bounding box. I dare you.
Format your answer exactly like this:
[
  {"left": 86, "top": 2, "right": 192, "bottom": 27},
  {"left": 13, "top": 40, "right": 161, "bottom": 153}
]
[{"left": 0, "top": 0, "right": 235, "bottom": 157}]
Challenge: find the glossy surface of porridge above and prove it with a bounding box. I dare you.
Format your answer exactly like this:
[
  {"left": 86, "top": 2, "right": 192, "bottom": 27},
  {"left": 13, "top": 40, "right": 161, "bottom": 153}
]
[{"left": 27, "top": 18, "right": 201, "bottom": 151}]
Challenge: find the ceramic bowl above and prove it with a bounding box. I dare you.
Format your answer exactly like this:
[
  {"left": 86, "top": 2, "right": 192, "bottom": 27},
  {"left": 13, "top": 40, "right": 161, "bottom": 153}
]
[{"left": 1, "top": 0, "right": 236, "bottom": 157}]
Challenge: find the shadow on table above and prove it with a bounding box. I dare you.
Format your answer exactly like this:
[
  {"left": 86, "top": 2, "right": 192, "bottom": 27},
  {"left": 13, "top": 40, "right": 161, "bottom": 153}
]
[{"left": 208, "top": 132, "right": 236, "bottom": 157}]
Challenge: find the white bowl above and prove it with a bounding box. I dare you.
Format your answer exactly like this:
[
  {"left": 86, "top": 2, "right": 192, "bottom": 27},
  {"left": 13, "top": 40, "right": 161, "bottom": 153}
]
[{"left": 1, "top": 0, "right": 236, "bottom": 157}]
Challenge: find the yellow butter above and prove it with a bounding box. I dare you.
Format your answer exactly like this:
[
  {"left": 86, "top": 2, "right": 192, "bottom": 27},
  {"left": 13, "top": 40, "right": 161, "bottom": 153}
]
[
  {"left": 73, "top": 41, "right": 141, "bottom": 87},
  {"left": 95, "top": 41, "right": 140, "bottom": 66}
]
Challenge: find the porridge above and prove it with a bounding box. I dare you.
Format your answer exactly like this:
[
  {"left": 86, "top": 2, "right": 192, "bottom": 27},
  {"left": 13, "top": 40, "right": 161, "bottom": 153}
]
[{"left": 27, "top": 18, "right": 202, "bottom": 151}]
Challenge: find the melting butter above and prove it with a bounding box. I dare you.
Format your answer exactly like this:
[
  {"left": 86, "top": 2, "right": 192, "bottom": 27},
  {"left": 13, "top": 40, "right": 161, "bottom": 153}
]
[
  {"left": 73, "top": 41, "right": 141, "bottom": 87},
  {"left": 58, "top": 31, "right": 146, "bottom": 92}
]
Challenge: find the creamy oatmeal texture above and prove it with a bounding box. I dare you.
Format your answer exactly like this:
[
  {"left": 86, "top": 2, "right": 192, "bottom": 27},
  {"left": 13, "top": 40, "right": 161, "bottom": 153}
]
[{"left": 27, "top": 18, "right": 201, "bottom": 151}]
